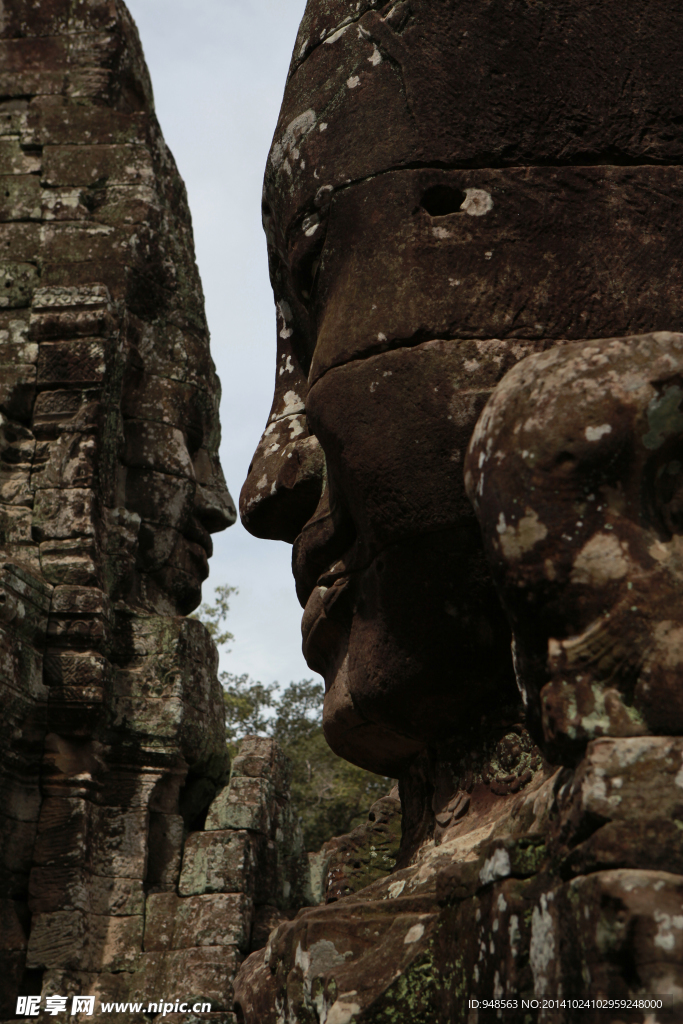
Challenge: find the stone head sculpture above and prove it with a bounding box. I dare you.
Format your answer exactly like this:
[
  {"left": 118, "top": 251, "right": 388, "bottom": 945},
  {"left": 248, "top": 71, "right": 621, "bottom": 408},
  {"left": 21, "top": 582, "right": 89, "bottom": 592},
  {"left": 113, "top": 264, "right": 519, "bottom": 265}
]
[
  {"left": 0, "top": 0, "right": 235, "bottom": 1006},
  {"left": 240, "top": 0, "right": 683, "bottom": 777},
  {"left": 466, "top": 332, "right": 683, "bottom": 761}
]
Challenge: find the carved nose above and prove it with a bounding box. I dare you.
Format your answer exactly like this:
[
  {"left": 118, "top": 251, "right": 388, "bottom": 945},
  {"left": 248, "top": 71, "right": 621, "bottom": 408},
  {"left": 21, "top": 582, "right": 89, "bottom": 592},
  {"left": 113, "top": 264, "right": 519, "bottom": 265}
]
[
  {"left": 192, "top": 449, "right": 237, "bottom": 534},
  {"left": 240, "top": 334, "right": 324, "bottom": 543},
  {"left": 240, "top": 427, "right": 324, "bottom": 543}
]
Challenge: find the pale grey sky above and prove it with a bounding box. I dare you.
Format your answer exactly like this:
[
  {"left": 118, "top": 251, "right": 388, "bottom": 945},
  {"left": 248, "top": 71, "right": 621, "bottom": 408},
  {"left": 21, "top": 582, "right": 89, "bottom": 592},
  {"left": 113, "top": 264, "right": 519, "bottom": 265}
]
[{"left": 125, "top": 0, "right": 314, "bottom": 686}]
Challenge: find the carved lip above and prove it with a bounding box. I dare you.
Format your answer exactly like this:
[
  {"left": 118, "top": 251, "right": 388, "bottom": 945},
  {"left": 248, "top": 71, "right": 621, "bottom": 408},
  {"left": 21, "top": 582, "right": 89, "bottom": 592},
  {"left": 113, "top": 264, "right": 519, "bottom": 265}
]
[
  {"left": 301, "top": 576, "right": 354, "bottom": 676},
  {"left": 183, "top": 515, "right": 213, "bottom": 560}
]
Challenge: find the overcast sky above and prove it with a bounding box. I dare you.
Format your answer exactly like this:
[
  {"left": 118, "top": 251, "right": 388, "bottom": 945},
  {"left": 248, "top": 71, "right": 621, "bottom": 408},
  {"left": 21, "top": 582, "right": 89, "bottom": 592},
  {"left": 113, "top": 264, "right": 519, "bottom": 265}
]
[{"left": 125, "top": 0, "right": 314, "bottom": 686}]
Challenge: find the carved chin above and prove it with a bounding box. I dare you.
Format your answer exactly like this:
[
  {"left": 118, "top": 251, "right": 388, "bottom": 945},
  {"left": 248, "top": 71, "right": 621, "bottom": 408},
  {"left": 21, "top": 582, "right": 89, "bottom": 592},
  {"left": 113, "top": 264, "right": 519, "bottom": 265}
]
[
  {"left": 322, "top": 642, "right": 424, "bottom": 777},
  {"left": 146, "top": 538, "right": 209, "bottom": 616}
]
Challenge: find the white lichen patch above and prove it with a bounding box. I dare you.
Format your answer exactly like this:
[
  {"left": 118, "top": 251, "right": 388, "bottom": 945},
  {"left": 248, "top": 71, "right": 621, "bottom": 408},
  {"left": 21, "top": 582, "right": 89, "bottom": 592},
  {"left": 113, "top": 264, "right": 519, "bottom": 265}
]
[
  {"left": 461, "top": 188, "right": 494, "bottom": 216},
  {"left": 347, "top": 75, "right": 360, "bottom": 89},
  {"left": 388, "top": 879, "right": 406, "bottom": 899},
  {"left": 585, "top": 423, "right": 613, "bottom": 442},
  {"left": 368, "top": 44, "right": 382, "bottom": 65},
  {"left": 404, "top": 922, "right": 425, "bottom": 944},
  {"left": 281, "top": 390, "right": 304, "bottom": 417},
  {"left": 509, "top": 914, "right": 521, "bottom": 957},
  {"left": 302, "top": 213, "right": 320, "bottom": 237},
  {"left": 324, "top": 21, "right": 352, "bottom": 44},
  {"left": 530, "top": 894, "right": 555, "bottom": 997},
  {"left": 498, "top": 509, "right": 548, "bottom": 561},
  {"left": 326, "top": 999, "right": 362, "bottom": 1024},
  {"left": 479, "top": 848, "right": 511, "bottom": 885},
  {"left": 271, "top": 109, "right": 316, "bottom": 170},
  {"left": 570, "top": 533, "right": 628, "bottom": 586},
  {"left": 653, "top": 910, "right": 683, "bottom": 951},
  {"left": 432, "top": 226, "right": 451, "bottom": 239},
  {"left": 289, "top": 417, "right": 305, "bottom": 440}
]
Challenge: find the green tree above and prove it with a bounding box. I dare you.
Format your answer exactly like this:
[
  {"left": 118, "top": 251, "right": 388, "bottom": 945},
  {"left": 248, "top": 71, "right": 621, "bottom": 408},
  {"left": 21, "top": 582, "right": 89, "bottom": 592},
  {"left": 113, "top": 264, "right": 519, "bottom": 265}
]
[
  {"left": 271, "top": 680, "right": 393, "bottom": 850},
  {"left": 194, "top": 588, "right": 394, "bottom": 851},
  {"left": 192, "top": 584, "right": 238, "bottom": 648}
]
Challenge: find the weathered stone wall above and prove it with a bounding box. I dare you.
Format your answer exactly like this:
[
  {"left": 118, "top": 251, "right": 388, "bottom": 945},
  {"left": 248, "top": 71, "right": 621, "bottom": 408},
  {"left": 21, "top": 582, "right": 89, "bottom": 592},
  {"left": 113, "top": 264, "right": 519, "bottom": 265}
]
[{"left": 0, "top": 0, "right": 248, "bottom": 1015}]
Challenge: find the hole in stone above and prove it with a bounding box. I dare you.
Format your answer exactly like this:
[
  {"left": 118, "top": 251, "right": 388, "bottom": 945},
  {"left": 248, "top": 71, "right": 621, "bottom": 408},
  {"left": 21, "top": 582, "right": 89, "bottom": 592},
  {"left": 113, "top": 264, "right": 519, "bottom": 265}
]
[
  {"left": 368, "top": 811, "right": 376, "bottom": 821},
  {"left": 420, "top": 185, "right": 466, "bottom": 216}
]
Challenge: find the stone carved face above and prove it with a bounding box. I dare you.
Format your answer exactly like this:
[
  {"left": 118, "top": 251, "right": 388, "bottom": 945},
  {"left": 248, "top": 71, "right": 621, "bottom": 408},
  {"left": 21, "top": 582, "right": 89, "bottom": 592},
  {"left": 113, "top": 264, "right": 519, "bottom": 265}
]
[
  {"left": 118, "top": 331, "right": 236, "bottom": 616},
  {"left": 465, "top": 332, "right": 683, "bottom": 761},
  {"left": 240, "top": 0, "right": 683, "bottom": 773}
]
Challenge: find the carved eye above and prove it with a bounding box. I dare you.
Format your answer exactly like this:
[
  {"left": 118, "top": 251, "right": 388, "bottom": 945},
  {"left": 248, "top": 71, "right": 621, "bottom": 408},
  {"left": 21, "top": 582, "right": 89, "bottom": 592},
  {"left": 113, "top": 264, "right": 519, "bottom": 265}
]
[{"left": 290, "top": 211, "right": 328, "bottom": 304}]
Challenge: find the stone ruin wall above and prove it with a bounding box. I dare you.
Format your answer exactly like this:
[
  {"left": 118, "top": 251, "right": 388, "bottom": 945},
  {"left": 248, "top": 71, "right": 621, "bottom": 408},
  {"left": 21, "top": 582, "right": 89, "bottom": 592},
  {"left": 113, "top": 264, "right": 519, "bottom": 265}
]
[{"left": 0, "top": 1, "right": 322, "bottom": 1017}]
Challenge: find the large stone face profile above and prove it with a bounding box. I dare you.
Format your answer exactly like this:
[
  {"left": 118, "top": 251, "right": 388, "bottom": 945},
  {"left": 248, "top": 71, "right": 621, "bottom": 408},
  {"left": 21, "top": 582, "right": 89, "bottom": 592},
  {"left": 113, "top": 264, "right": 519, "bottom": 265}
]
[
  {"left": 236, "top": 0, "right": 683, "bottom": 1019},
  {"left": 0, "top": 0, "right": 307, "bottom": 1015}
]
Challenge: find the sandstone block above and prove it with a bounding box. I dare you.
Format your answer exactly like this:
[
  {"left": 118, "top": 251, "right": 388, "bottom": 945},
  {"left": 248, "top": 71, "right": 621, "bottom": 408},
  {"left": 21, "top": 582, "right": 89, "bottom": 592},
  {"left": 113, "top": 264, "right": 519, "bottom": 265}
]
[
  {"left": 146, "top": 812, "right": 184, "bottom": 890},
  {"left": 36, "top": 339, "right": 106, "bottom": 384},
  {"left": 0, "top": 221, "right": 40, "bottom": 261},
  {"left": 205, "top": 776, "right": 273, "bottom": 834},
  {"left": 179, "top": 831, "right": 258, "bottom": 897},
  {"left": 0, "top": 138, "right": 40, "bottom": 175},
  {"left": 0, "top": 464, "right": 31, "bottom": 505},
  {"left": 32, "top": 797, "right": 88, "bottom": 868},
  {"left": 39, "top": 538, "right": 100, "bottom": 586},
  {"left": 0, "top": 174, "right": 41, "bottom": 221},
  {"left": 24, "top": 99, "right": 148, "bottom": 147},
  {"left": 32, "top": 387, "right": 101, "bottom": 436},
  {"left": 129, "top": 948, "right": 243, "bottom": 1012},
  {"left": 88, "top": 912, "right": 143, "bottom": 971},
  {"left": 0, "top": 261, "right": 38, "bottom": 308},
  {"left": 42, "top": 143, "right": 154, "bottom": 188},
  {"left": 30, "top": 866, "right": 144, "bottom": 916},
  {"left": 88, "top": 806, "right": 148, "bottom": 879},
  {"left": 554, "top": 869, "right": 683, "bottom": 1001},
  {"left": 144, "top": 892, "right": 253, "bottom": 952},
  {"left": 230, "top": 736, "right": 291, "bottom": 795},
  {"left": 563, "top": 736, "right": 683, "bottom": 827},
  {"left": 26, "top": 909, "right": 85, "bottom": 969},
  {"left": 32, "top": 487, "right": 97, "bottom": 542}
]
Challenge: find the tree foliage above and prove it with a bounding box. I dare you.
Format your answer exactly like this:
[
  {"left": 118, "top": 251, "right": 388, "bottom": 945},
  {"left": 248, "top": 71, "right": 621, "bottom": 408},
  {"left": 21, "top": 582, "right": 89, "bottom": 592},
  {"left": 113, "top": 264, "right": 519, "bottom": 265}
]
[
  {"left": 195, "top": 589, "right": 394, "bottom": 851},
  {"left": 192, "top": 584, "right": 238, "bottom": 649}
]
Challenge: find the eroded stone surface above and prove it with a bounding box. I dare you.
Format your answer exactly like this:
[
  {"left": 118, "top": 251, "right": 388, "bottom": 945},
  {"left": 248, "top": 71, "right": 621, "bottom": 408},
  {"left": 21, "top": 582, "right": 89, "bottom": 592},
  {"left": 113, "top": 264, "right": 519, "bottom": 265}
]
[
  {"left": 0, "top": 0, "right": 245, "bottom": 1015},
  {"left": 235, "top": 0, "right": 683, "bottom": 1020}
]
